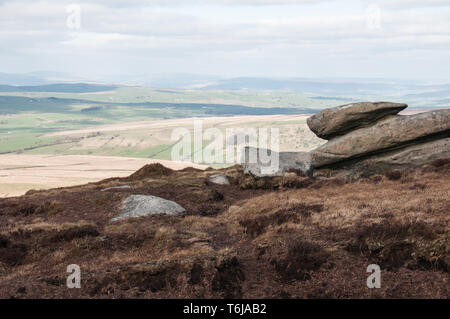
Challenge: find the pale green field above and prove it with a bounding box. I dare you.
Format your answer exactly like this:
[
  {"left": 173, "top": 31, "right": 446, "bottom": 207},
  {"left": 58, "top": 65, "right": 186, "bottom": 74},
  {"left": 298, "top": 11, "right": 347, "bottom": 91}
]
[
  {"left": 0, "top": 86, "right": 351, "bottom": 108},
  {"left": 0, "top": 88, "right": 333, "bottom": 157},
  {"left": 21, "top": 115, "right": 323, "bottom": 163},
  {"left": 2, "top": 85, "right": 437, "bottom": 160}
]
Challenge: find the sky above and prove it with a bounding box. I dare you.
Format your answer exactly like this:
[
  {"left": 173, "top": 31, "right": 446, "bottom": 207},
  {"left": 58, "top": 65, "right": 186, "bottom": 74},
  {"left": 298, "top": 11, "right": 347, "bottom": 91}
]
[{"left": 0, "top": 0, "right": 449, "bottom": 82}]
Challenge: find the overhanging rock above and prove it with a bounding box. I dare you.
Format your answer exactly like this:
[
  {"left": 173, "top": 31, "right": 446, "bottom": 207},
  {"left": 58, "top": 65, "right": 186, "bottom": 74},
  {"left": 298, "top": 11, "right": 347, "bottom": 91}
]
[
  {"left": 311, "top": 109, "right": 450, "bottom": 168},
  {"left": 307, "top": 101, "right": 407, "bottom": 140}
]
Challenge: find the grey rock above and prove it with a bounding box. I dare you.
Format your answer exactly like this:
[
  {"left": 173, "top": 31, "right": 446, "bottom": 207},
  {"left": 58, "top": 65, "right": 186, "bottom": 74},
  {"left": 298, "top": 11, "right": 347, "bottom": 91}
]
[
  {"left": 241, "top": 146, "right": 312, "bottom": 177},
  {"left": 307, "top": 102, "right": 407, "bottom": 139},
  {"left": 111, "top": 195, "right": 185, "bottom": 221},
  {"left": 314, "top": 137, "right": 450, "bottom": 179},
  {"left": 311, "top": 109, "right": 450, "bottom": 168},
  {"left": 208, "top": 174, "right": 230, "bottom": 185}
]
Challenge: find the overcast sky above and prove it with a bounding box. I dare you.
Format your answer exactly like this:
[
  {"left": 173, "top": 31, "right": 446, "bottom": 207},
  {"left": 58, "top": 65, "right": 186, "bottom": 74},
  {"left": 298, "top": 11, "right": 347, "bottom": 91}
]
[{"left": 0, "top": 0, "right": 449, "bottom": 82}]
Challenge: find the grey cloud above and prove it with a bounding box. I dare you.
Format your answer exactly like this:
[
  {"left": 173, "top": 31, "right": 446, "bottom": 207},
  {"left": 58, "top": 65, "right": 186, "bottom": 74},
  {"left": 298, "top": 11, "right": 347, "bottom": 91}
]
[
  {"left": 0, "top": 0, "right": 449, "bottom": 80},
  {"left": 0, "top": 0, "right": 328, "bottom": 7},
  {"left": 79, "top": 0, "right": 328, "bottom": 7},
  {"left": 375, "top": 0, "right": 450, "bottom": 9}
]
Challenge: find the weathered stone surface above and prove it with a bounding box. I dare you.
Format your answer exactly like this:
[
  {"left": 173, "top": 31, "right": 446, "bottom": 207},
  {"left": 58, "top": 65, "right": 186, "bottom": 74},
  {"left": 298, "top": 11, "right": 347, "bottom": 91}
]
[
  {"left": 307, "top": 102, "right": 407, "bottom": 139},
  {"left": 208, "top": 174, "right": 230, "bottom": 185},
  {"left": 311, "top": 109, "right": 450, "bottom": 168},
  {"left": 111, "top": 195, "right": 185, "bottom": 221},
  {"left": 241, "top": 147, "right": 312, "bottom": 177},
  {"left": 314, "top": 138, "right": 450, "bottom": 179}
]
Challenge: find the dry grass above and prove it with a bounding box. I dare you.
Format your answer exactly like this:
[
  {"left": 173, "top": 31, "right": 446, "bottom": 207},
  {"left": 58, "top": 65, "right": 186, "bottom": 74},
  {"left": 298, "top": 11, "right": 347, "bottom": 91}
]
[{"left": 0, "top": 160, "right": 448, "bottom": 298}]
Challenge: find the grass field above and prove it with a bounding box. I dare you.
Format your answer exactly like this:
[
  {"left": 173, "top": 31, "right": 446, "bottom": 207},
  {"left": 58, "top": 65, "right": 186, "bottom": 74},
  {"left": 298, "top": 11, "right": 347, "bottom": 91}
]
[
  {"left": 0, "top": 113, "right": 324, "bottom": 196},
  {"left": 0, "top": 154, "right": 207, "bottom": 197},
  {"left": 1, "top": 85, "right": 444, "bottom": 197},
  {"left": 28, "top": 115, "right": 321, "bottom": 157},
  {"left": 0, "top": 86, "right": 354, "bottom": 108},
  {"left": 1, "top": 85, "right": 444, "bottom": 157},
  {"left": 0, "top": 88, "right": 329, "bottom": 157}
]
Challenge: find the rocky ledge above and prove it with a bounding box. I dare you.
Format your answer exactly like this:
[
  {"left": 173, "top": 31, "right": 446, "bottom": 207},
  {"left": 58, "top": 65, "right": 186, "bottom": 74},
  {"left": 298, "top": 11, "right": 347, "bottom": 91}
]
[{"left": 243, "top": 102, "right": 449, "bottom": 179}]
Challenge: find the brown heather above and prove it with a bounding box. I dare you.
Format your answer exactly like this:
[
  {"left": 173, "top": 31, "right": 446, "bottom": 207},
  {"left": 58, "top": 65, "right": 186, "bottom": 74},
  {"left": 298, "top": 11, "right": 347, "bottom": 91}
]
[{"left": 0, "top": 161, "right": 448, "bottom": 299}]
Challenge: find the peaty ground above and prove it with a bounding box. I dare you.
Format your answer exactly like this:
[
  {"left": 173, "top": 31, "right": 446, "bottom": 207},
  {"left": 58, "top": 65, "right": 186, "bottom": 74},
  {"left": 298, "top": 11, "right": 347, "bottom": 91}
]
[{"left": 0, "top": 160, "right": 448, "bottom": 299}]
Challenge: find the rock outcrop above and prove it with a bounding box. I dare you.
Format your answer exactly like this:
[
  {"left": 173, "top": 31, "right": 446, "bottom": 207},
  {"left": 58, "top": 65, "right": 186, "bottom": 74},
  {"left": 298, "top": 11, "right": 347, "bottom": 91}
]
[
  {"left": 241, "top": 147, "right": 312, "bottom": 177},
  {"left": 111, "top": 195, "right": 185, "bottom": 221},
  {"left": 310, "top": 105, "right": 449, "bottom": 179},
  {"left": 314, "top": 137, "right": 450, "bottom": 179},
  {"left": 307, "top": 102, "right": 407, "bottom": 139},
  {"left": 241, "top": 102, "right": 449, "bottom": 180},
  {"left": 311, "top": 109, "right": 450, "bottom": 168}
]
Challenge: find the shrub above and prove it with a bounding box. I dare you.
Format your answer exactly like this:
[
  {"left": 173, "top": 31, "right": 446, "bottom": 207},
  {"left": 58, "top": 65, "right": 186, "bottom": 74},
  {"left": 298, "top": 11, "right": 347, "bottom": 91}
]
[
  {"left": 385, "top": 170, "right": 403, "bottom": 181},
  {"left": 271, "top": 240, "right": 329, "bottom": 282},
  {"left": 212, "top": 256, "right": 245, "bottom": 298},
  {"left": 46, "top": 225, "right": 100, "bottom": 243}
]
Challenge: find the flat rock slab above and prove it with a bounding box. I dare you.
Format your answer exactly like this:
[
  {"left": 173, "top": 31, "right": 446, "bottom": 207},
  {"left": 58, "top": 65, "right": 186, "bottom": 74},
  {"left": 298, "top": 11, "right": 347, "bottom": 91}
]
[
  {"left": 111, "top": 195, "right": 185, "bottom": 221},
  {"left": 307, "top": 102, "right": 407, "bottom": 139},
  {"left": 241, "top": 147, "right": 312, "bottom": 177},
  {"left": 208, "top": 174, "right": 230, "bottom": 185},
  {"left": 311, "top": 109, "right": 450, "bottom": 168}
]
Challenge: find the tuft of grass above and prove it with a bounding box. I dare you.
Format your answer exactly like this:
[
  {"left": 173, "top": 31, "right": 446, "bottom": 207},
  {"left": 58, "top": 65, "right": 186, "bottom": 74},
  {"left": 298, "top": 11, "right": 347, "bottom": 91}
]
[
  {"left": 211, "top": 255, "right": 245, "bottom": 298},
  {"left": 126, "top": 163, "right": 174, "bottom": 181},
  {"left": 239, "top": 203, "right": 323, "bottom": 238},
  {"left": 385, "top": 170, "right": 403, "bottom": 181},
  {"left": 347, "top": 219, "right": 446, "bottom": 270},
  {"left": 45, "top": 225, "right": 100, "bottom": 243}
]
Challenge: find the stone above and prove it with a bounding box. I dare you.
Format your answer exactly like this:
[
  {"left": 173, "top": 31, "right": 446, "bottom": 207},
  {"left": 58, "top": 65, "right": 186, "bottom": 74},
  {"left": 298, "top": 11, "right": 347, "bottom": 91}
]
[
  {"left": 307, "top": 102, "right": 407, "bottom": 139},
  {"left": 111, "top": 195, "right": 185, "bottom": 221},
  {"left": 208, "top": 174, "right": 230, "bottom": 185},
  {"left": 313, "top": 137, "right": 450, "bottom": 179},
  {"left": 241, "top": 147, "right": 312, "bottom": 177},
  {"left": 311, "top": 109, "right": 450, "bottom": 168}
]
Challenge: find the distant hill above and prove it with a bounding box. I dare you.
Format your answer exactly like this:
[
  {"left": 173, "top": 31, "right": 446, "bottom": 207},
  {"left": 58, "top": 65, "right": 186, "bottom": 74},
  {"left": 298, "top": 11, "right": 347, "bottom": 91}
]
[
  {"left": 0, "top": 95, "right": 315, "bottom": 116},
  {"left": 0, "top": 72, "right": 48, "bottom": 86},
  {"left": 200, "top": 77, "right": 450, "bottom": 98},
  {"left": 403, "top": 88, "right": 450, "bottom": 99},
  {"left": 201, "top": 77, "right": 396, "bottom": 94},
  {"left": 0, "top": 83, "right": 118, "bottom": 93}
]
